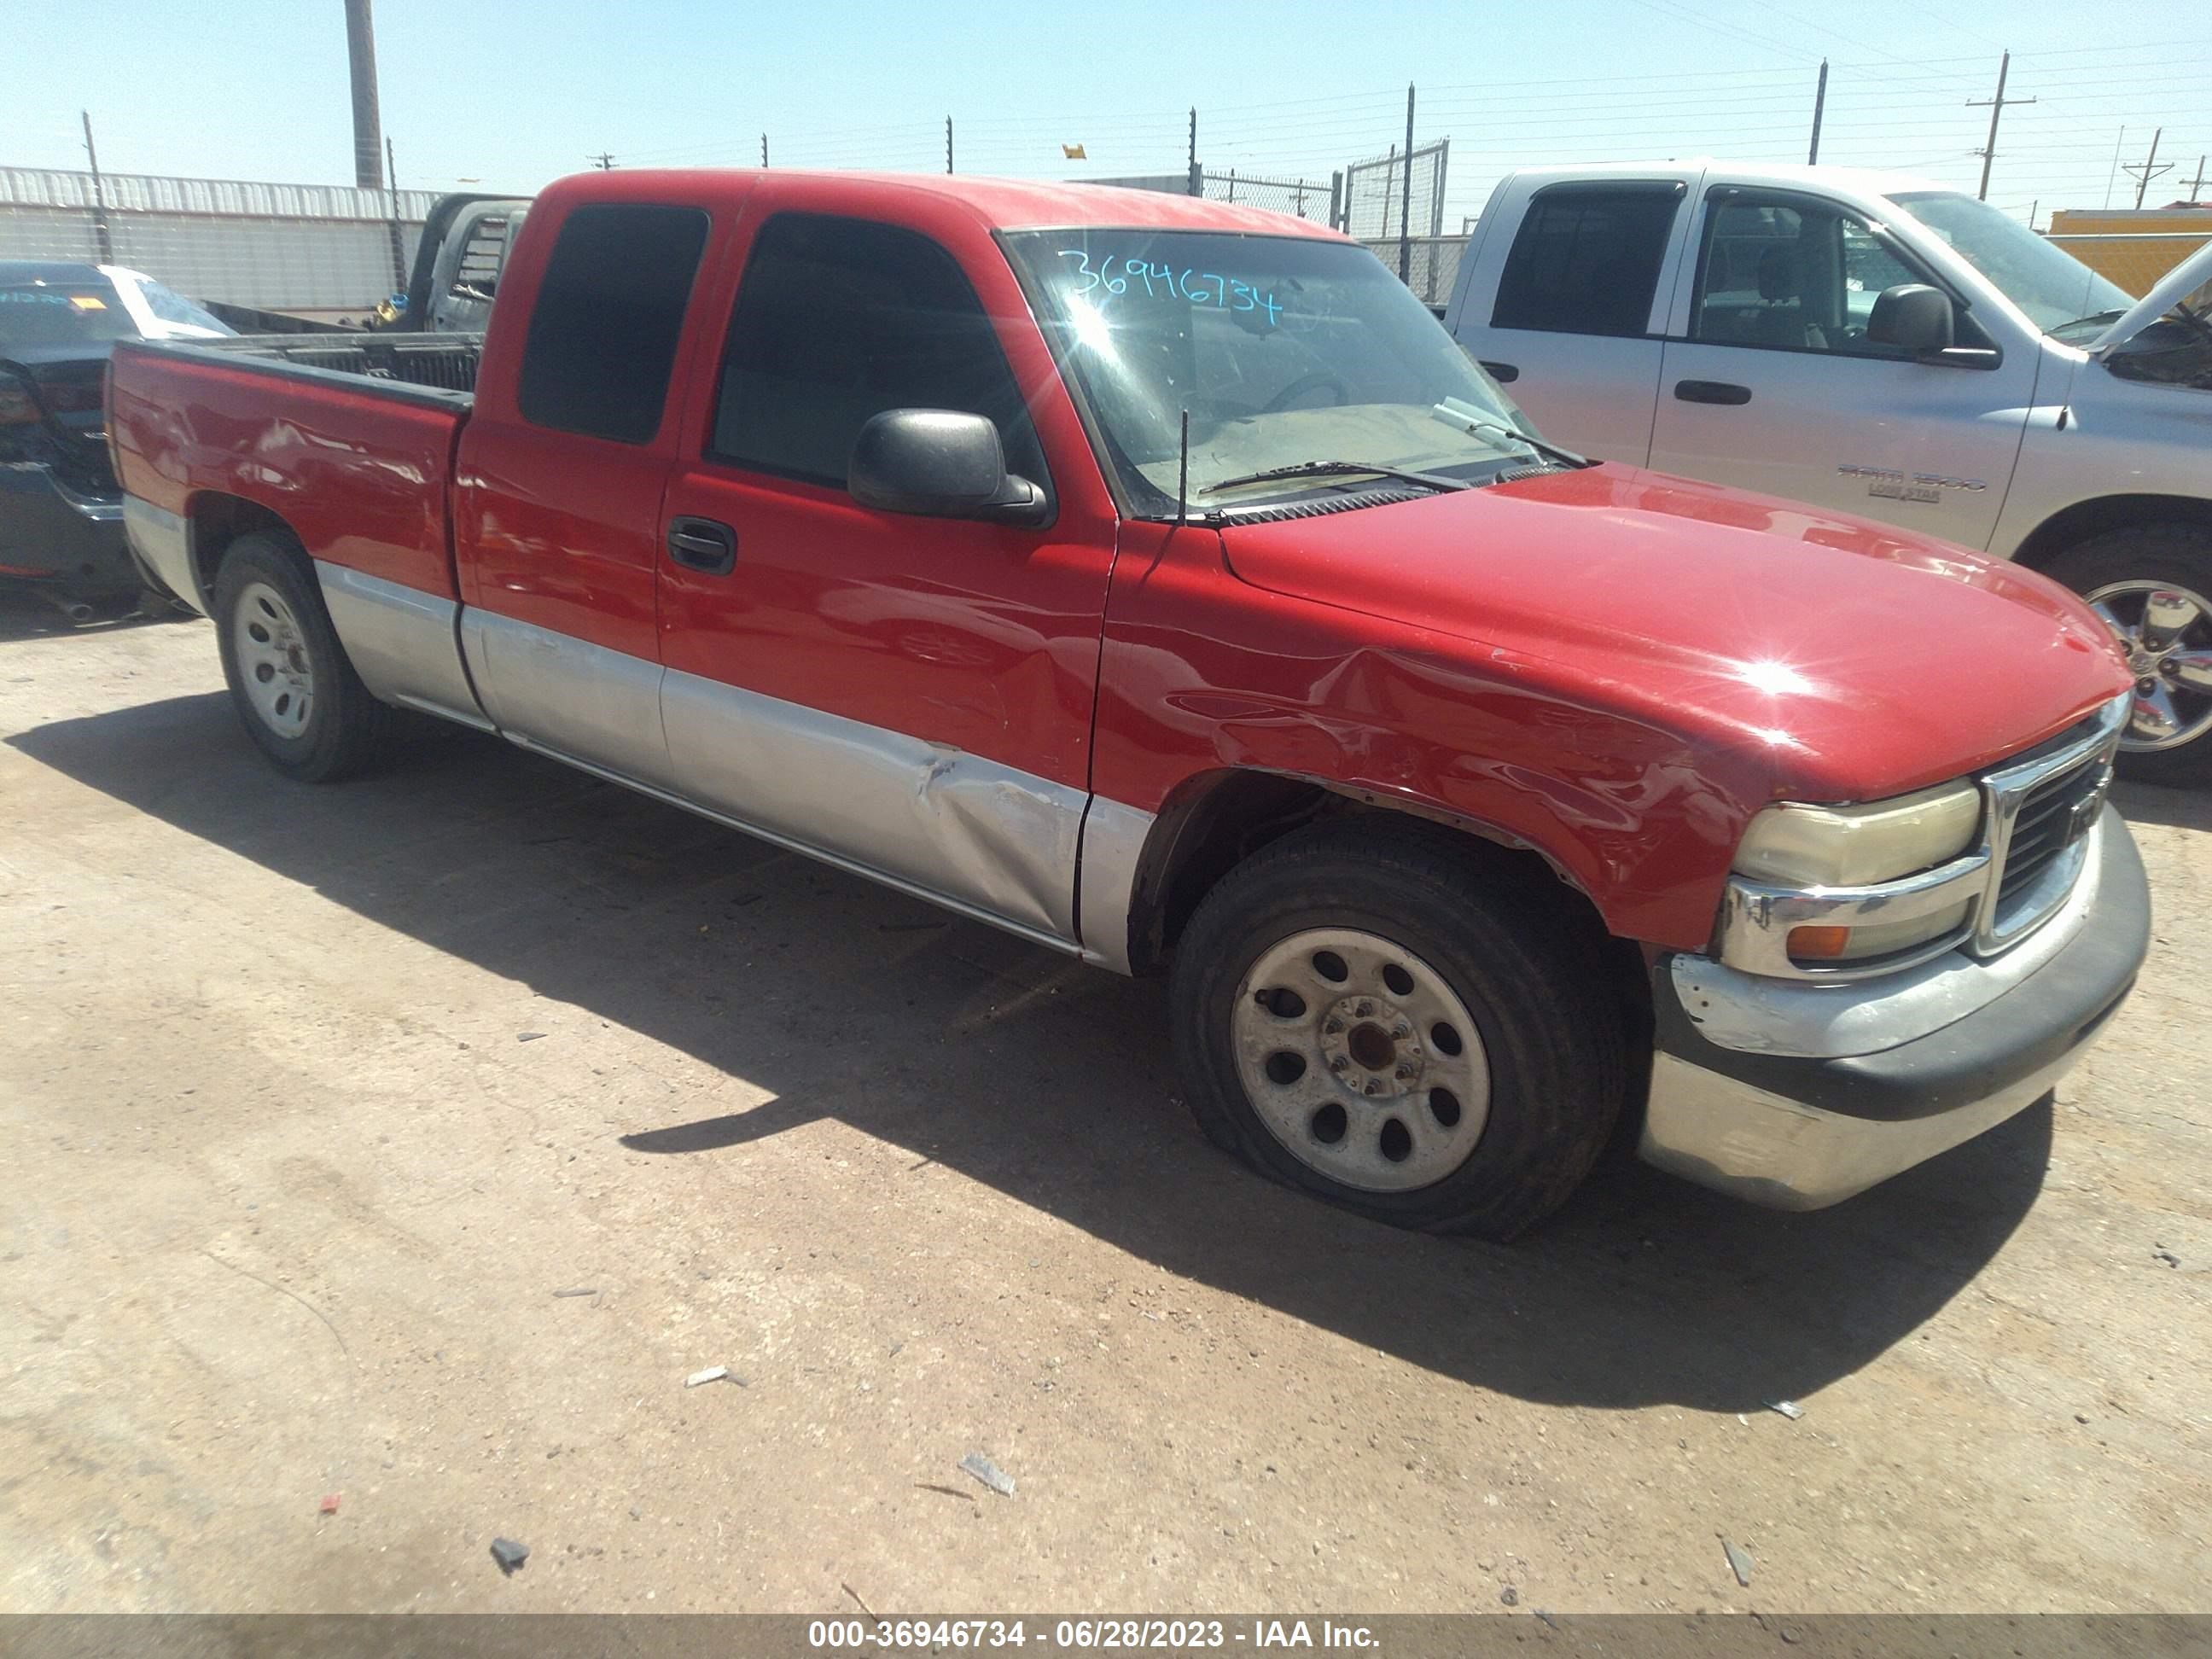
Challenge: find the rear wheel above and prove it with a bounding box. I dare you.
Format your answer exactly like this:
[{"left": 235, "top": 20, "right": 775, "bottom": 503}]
[
  {"left": 212, "top": 532, "right": 399, "bottom": 782},
  {"left": 1169, "top": 818, "right": 1628, "bottom": 1239},
  {"left": 2044, "top": 525, "right": 2212, "bottom": 787}
]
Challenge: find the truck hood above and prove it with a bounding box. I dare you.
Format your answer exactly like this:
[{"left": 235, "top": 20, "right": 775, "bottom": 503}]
[
  {"left": 1216, "top": 465, "right": 2131, "bottom": 801},
  {"left": 2088, "top": 236, "right": 2212, "bottom": 352}
]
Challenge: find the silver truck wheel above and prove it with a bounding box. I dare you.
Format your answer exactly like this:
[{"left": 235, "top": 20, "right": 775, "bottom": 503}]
[
  {"left": 231, "top": 580, "right": 317, "bottom": 740},
  {"left": 2086, "top": 579, "right": 2212, "bottom": 754},
  {"left": 1232, "top": 927, "right": 1492, "bottom": 1191}
]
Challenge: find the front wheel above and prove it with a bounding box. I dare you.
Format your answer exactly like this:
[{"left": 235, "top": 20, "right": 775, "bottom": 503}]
[
  {"left": 2044, "top": 525, "right": 2212, "bottom": 787},
  {"left": 1169, "top": 819, "right": 1628, "bottom": 1239},
  {"left": 212, "top": 532, "right": 399, "bottom": 783}
]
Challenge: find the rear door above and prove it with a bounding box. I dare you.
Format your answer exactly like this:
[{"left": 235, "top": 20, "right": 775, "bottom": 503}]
[
  {"left": 653, "top": 201, "right": 1118, "bottom": 945},
  {"left": 1448, "top": 172, "right": 1698, "bottom": 463},
  {"left": 453, "top": 194, "right": 731, "bottom": 782},
  {"left": 1647, "top": 184, "right": 2037, "bottom": 548}
]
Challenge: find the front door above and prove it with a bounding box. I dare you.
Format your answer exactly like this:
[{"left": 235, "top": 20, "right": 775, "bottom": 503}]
[
  {"left": 655, "top": 201, "right": 1118, "bottom": 944},
  {"left": 1648, "top": 186, "right": 2038, "bottom": 550}
]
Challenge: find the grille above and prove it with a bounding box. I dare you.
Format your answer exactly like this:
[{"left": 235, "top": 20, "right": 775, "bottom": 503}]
[{"left": 1997, "top": 753, "right": 2111, "bottom": 911}]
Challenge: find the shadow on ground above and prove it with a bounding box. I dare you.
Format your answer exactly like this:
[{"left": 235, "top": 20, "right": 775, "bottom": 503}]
[{"left": 11, "top": 691, "right": 2069, "bottom": 1413}]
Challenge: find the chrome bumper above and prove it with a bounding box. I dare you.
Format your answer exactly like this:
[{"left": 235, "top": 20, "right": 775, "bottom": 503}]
[{"left": 1639, "top": 806, "right": 2150, "bottom": 1211}]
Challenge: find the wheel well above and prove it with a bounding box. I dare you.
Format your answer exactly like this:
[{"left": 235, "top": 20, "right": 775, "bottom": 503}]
[
  {"left": 189, "top": 494, "right": 297, "bottom": 602},
  {"left": 2012, "top": 494, "right": 2212, "bottom": 572},
  {"left": 1127, "top": 769, "right": 1627, "bottom": 971}
]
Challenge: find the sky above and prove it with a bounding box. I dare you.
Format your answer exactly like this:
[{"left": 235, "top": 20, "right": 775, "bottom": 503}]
[{"left": 8, "top": 0, "right": 2210, "bottom": 230}]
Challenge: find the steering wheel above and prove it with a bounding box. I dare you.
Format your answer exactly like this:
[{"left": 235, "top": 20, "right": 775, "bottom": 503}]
[{"left": 1263, "top": 371, "right": 1350, "bottom": 414}]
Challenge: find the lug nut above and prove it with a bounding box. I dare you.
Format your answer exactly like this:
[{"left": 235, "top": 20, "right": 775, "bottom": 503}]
[
  {"left": 1356, "top": 1001, "right": 1374, "bottom": 1017},
  {"left": 1363, "top": 1080, "right": 1380, "bottom": 1095},
  {"left": 1393, "top": 1023, "right": 1411, "bottom": 1039},
  {"left": 1394, "top": 1064, "right": 1413, "bottom": 1080},
  {"left": 1330, "top": 1055, "right": 1348, "bottom": 1072},
  {"left": 1323, "top": 1019, "right": 1342, "bottom": 1035}
]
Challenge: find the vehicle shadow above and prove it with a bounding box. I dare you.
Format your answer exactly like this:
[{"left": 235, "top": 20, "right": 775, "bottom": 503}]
[{"left": 8, "top": 691, "right": 2058, "bottom": 1413}]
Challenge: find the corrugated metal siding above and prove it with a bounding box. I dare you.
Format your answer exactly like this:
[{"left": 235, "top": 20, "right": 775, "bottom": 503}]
[{"left": 1, "top": 166, "right": 434, "bottom": 312}]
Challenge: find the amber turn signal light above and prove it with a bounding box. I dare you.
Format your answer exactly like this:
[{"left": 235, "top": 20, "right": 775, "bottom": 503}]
[{"left": 1787, "top": 925, "right": 1853, "bottom": 960}]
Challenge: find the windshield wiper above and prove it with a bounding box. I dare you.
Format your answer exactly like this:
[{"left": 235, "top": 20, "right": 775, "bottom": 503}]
[
  {"left": 1198, "top": 458, "right": 1474, "bottom": 498},
  {"left": 1429, "top": 400, "right": 1590, "bottom": 469}
]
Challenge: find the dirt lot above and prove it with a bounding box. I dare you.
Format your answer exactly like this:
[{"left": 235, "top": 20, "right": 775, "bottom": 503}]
[{"left": 2, "top": 597, "right": 2208, "bottom": 1617}]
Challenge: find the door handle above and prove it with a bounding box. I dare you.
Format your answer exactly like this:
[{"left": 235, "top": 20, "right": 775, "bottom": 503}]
[
  {"left": 1478, "top": 359, "right": 1520, "bottom": 383},
  {"left": 1674, "top": 379, "right": 1752, "bottom": 406},
  {"left": 667, "top": 516, "right": 736, "bottom": 576}
]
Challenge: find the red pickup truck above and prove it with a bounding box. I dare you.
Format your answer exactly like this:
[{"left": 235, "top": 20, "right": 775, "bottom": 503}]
[{"left": 108, "top": 168, "right": 2151, "bottom": 1237}]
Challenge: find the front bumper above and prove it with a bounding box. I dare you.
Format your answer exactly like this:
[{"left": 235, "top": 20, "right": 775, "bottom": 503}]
[
  {"left": 1639, "top": 806, "right": 2150, "bottom": 1210},
  {"left": 0, "top": 462, "right": 134, "bottom": 597}
]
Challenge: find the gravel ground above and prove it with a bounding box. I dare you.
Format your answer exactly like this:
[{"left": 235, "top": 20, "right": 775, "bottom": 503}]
[{"left": 2, "top": 596, "right": 2207, "bottom": 1615}]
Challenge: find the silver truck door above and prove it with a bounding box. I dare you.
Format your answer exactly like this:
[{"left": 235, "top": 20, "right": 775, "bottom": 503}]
[
  {"left": 1648, "top": 183, "right": 2037, "bottom": 548},
  {"left": 1446, "top": 170, "right": 1700, "bottom": 465}
]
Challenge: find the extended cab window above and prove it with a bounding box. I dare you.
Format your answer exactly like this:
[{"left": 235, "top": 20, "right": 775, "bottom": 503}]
[
  {"left": 1693, "top": 195, "right": 1933, "bottom": 358},
  {"left": 1491, "top": 184, "right": 1679, "bottom": 338},
  {"left": 710, "top": 213, "right": 1047, "bottom": 495},
  {"left": 516, "top": 203, "right": 709, "bottom": 444}
]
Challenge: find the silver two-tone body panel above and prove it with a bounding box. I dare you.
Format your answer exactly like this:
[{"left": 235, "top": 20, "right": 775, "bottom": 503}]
[{"left": 310, "top": 565, "right": 1154, "bottom": 969}]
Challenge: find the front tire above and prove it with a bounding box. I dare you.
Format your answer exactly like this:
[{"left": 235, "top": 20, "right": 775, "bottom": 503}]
[
  {"left": 2043, "top": 525, "right": 2212, "bottom": 787},
  {"left": 212, "top": 532, "right": 398, "bottom": 783},
  {"left": 1169, "top": 818, "right": 1629, "bottom": 1240}
]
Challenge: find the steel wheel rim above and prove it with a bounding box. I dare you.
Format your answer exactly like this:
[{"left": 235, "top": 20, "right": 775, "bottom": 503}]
[
  {"left": 233, "top": 581, "right": 316, "bottom": 740},
  {"left": 2087, "top": 580, "right": 2212, "bottom": 753},
  {"left": 1231, "top": 927, "right": 1493, "bottom": 1193}
]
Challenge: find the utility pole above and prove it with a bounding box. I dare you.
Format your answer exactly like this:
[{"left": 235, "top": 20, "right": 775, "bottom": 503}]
[
  {"left": 1399, "top": 83, "right": 1415, "bottom": 283},
  {"left": 1967, "top": 50, "right": 2033, "bottom": 202},
  {"left": 384, "top": 134, "right": 405, "bottom": 294},
  {"left": 760, "top": 133, "right": 769, "bottom": 169},
  {"left": 2187, "top": 155, "right": 2209, "bottom": 205},
  {"left": 1807, "top": 58, "right": 1828, "bottom": 166},
  {"left": 343, "top": 0, "right": 385, "bottom": 189},
  {"left": 946, "top": 116, "right": 953, "bottom": 175},
  {"left": 79, "top": 109, "right": 114, "bottom": 263},
  {"left": 2124, "top": 128, "right": 2170, "bottom": 209},
  {"left": 589, "top": 151, "right": 616, "bottom": 171},
  {"left": 1187, "top": 108, "right": 1200, "bottom": 197}
]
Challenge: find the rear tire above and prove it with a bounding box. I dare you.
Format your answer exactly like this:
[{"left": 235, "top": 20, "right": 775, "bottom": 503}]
[
  {"left": 212, "top": 532, "right": 399, "bottom": 783},
  {"left": 1169, "top": 818, "right": 1628, "bottom": 1240},
  {"left": 2042, "top": 524, "right": 2212, "bottom": 788}
]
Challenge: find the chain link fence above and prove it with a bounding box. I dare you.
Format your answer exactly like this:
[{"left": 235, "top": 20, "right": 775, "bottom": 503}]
[
  {"left": 1339, "top": 140, "right": 1448, "bottom": 241},
  {"left": 1196, "top": 169, "right": 1336, "bottom": 224},
  {"left": 1359, "top": 235, "right": 1470, "bottom": 307}
]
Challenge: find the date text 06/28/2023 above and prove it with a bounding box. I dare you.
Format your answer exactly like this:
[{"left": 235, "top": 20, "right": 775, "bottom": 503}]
[{"left": 806, "top": 1618, "right": 1380, "bottom": 1650}]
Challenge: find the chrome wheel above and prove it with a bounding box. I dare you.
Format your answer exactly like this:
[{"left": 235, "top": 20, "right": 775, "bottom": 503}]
[
  {"left": 1231, "top": 928, "right": 1491, "bottom": 1193},
  {"left": 231, "top": 580, "right": 316, "bottom": 740},
  {"left": 2087, "top": 581, "right": 2212, "bottom": 753}
]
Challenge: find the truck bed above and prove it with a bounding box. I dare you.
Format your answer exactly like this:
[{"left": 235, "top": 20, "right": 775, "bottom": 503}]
[{"left": 108, "top": 333, "right": 480, "bottom": 605}]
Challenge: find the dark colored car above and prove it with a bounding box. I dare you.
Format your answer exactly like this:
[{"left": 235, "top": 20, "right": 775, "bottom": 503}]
[{"left": 2, "top": 259, "right": 230, "bottom": 617}]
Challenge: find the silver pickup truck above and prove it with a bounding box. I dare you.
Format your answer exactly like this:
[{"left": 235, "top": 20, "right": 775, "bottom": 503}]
[{"left": 1443, "top": 162, "right": 2212, "bottom": 784}]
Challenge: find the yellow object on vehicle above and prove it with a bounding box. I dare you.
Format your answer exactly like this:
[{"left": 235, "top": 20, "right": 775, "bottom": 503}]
[{"left": 2047, "top": 207, "right": 2212, "bottom": 297}]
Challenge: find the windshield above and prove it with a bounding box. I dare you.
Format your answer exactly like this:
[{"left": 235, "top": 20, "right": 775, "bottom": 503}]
[
  {"left": 119, "top": 272, "right": 233, "bottom": 337},
  {"left": 1885, "top": 191, "right": 2131, "bottom": 339},
  {"left": 1003, "top": 230, "right": 1542, "bottom": 515},
  {"left": 0, "top": 277, "right": 136, "bottom": 351}
]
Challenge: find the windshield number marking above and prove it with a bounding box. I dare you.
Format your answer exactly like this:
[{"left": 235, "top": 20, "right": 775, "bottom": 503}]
[{"left": 1056, "top": 249, "right": 1281, "bottom": 326}]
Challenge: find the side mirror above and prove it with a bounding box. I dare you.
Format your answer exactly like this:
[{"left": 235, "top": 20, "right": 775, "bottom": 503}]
[
  {"left": 848, "top": 409, "right": 1048, "bottom": 526},
  {"left": 1868, "top": 283, "right": 1955, "bottom": 354}
]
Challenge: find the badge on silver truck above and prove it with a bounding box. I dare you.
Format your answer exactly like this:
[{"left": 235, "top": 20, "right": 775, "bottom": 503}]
[{"left": 1837, "top": 463, "right": 1987, "bottom": 505}]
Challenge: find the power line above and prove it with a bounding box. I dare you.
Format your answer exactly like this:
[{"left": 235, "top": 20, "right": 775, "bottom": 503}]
[{"left": 1967, "top": 50, "right": 2034, "bottom": 201}]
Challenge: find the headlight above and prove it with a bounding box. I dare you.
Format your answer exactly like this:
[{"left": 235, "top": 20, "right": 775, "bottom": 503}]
[
  {"left": 1727, "top": 781, "right": 1983, "bottom": 969},
  {"left": 1734, "top": 782, "right": 1981, "bottom": 887}
]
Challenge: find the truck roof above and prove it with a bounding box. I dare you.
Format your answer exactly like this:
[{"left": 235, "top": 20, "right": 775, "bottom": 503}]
[
  {"left": 548, "top": 166, "right": 1347, "bottom": 240},
  {"left": 1503, "top": 160, "right": 1958, "bottom": 199}
]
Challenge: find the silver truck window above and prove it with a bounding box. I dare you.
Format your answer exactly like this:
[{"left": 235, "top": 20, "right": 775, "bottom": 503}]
[
  {"left": 1692, "top": 195, "right": 1925, "bottom": 359},
  {"left": 1491, "top": 184, "right": 1679, "bottom": 339},
  {"left": 1888, "top": 191, "right": 2130, "bottom": 336}
]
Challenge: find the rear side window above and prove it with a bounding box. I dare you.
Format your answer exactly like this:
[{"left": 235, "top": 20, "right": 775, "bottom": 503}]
[
  {"left": 1491, "top": 185, "right": 1680, "bottom": 338},
  {"left": 709, "top": 212, "right": 1048, "bottom": 494},
  {"left": 517, "top": 203, "right": 709, "bottom": 444}
]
